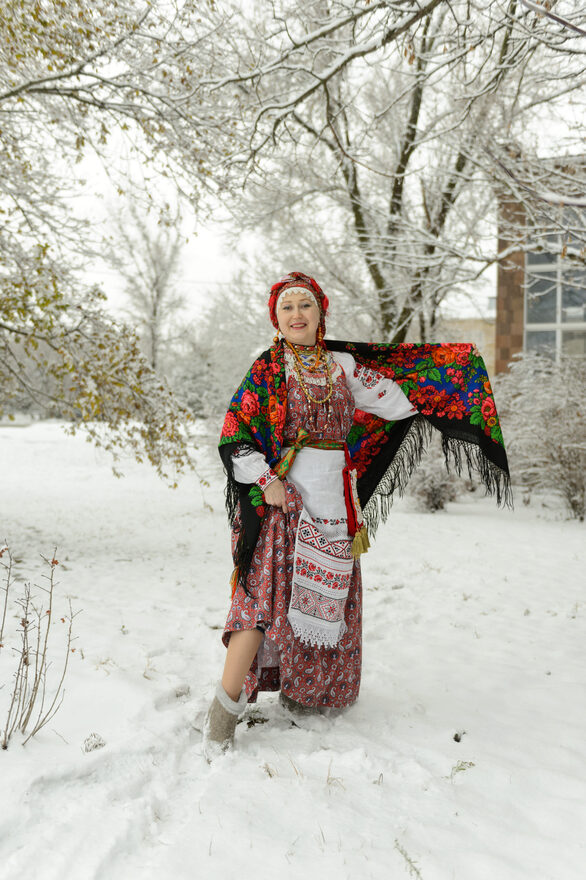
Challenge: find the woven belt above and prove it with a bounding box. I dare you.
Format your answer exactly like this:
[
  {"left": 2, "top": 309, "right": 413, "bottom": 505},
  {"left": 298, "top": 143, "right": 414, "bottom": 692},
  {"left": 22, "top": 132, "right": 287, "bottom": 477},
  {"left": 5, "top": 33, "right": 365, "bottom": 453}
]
[
  {"left": 273, "top": 426, "right": 370, "bottom": 558},
  {"left": 274, "top": 428, "right": 344, "bottom": 478}
]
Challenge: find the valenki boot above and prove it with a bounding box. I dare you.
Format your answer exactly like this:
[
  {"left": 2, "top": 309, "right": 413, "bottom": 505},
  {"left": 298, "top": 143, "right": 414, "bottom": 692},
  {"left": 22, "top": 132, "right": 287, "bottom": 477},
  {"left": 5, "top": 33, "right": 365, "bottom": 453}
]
[{"left": 203, "top": 681, "right": 248, "bottom": 762}]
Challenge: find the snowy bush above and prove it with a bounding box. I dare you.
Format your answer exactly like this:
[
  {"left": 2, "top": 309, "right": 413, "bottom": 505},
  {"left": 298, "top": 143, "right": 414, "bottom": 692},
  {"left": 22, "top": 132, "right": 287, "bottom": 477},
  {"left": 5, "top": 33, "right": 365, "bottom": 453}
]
[
  {"left": 407, "top": 434, "right": 467, "bottom": 512},
  {"left": 167, "top": 284, "right": 272, "bottom": 421},
  {"left": 495, "top": 353, "right": 586, "bottom": 520}
]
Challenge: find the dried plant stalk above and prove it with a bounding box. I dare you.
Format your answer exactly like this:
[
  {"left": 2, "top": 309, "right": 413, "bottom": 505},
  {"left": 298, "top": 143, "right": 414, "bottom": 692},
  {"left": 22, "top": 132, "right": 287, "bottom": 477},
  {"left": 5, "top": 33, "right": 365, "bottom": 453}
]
[
  {"left": 1, "top": 549, "right": 79, "bottom": 750},
  {"left": 0, "top": 543, "right": 13, "bottom": 648}
]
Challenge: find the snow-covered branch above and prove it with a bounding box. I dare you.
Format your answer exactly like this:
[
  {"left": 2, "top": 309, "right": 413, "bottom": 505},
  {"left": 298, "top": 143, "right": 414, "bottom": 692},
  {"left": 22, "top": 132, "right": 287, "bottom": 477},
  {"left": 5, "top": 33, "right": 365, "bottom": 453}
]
[{"left": 517, "top": 0, "right": 586, "bottom": 37}]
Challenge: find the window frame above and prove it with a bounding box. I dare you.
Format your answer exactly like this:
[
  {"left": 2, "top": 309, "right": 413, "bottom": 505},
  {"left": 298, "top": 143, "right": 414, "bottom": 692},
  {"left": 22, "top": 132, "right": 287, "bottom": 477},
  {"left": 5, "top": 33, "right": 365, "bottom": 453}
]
[{"left": 524, "top": 251, "right": 586, "bottom": 361}]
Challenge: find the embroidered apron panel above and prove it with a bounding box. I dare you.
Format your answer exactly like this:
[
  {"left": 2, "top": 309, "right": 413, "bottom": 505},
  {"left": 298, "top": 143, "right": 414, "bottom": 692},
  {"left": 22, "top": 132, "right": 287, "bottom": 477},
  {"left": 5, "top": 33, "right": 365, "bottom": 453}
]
[{"left": 288, "top": 509, "right": 353, "bottom": 649}]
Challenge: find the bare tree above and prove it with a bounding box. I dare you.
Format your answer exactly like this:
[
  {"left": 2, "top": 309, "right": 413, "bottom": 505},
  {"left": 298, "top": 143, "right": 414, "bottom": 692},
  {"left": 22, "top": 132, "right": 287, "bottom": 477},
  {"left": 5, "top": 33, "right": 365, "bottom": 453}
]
[
  {"left": 108, "top": 205, "right": 186, "bottom": 374},
  {"left": 190, "top": 0, "right": 586, "bottom": 340},
  {"left": 167, "top": 277, "right": 267, "bottom": 419}
]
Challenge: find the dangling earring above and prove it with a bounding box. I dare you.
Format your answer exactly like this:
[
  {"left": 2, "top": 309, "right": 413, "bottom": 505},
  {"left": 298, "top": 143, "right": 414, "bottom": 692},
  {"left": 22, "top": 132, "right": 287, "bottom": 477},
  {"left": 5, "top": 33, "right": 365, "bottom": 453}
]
[
  {"left": 273, "top": 331, "right": 280, "bottom": 345},
  {"left": 317, "top": 324, "right": 324, "bottom": 348}
]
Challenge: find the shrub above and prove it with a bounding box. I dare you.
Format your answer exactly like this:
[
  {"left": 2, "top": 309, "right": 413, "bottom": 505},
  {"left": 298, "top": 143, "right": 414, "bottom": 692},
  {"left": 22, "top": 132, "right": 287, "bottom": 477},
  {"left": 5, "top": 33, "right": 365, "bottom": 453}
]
[
  {"left": 407, "top": 434, "right": 465, "bottom": 512},
  {"left": 495, "top": 352, "right": 586, "bottom": 520}
]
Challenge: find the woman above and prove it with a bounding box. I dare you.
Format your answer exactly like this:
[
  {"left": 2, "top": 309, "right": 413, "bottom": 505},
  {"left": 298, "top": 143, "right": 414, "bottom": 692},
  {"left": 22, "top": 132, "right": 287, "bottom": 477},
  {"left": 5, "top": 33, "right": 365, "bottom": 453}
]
[{"left": 204, "top": 272, "right": 510, "bottom": 759}]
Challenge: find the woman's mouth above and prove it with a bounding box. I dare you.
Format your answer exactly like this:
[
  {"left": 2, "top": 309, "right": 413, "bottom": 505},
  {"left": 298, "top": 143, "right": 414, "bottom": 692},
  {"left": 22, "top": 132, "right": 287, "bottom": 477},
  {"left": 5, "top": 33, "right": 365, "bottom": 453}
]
[{"left": 291, "top": 322, "right": 306, "bottom": 329}]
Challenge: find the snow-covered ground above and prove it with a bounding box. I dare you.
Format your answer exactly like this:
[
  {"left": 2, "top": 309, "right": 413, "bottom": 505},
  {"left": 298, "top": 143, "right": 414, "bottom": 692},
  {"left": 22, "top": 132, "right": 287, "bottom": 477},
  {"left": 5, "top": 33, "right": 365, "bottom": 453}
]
[{"left": 0, "top": 422, "right": 584, "bottom": 880}]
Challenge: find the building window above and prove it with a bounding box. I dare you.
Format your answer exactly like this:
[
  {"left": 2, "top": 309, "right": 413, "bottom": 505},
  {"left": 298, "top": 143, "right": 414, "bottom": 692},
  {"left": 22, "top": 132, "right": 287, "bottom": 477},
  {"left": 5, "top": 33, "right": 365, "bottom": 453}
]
[{"left": 525, "top": 249, "right": 586, "bottom": 359}]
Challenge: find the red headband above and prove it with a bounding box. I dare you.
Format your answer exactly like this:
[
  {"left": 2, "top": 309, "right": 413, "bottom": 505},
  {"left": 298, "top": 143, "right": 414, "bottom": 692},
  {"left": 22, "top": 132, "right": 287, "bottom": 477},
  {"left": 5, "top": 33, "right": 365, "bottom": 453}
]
[{"left": 268, "top": 272, "right": 329, "bottom": 331}]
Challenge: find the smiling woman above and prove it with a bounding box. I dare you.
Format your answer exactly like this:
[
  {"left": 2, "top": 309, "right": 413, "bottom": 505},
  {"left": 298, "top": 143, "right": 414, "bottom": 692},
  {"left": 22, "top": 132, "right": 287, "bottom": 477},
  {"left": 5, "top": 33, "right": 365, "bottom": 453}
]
[
  {"left": 202, "top": 271, "right": 511, "bottom": 761},
  {"left": 276, "top": 287, "right": 321, "bottom": 346}
]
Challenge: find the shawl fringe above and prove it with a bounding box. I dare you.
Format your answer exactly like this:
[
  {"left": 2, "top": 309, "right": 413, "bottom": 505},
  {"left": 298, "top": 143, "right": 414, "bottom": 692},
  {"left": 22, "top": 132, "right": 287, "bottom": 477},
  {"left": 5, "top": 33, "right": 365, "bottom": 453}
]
[
  {"left": 232, "top": 528, "right": 257, "bottom": 595},
  {"left": 220, "top": 442, "right": 258, "bottom": 527},
  {"left": 363, "top": 415, "right": 513, "bottom": 539},
  {"left": 219, "top": 441, "right": 261, "bottom": 594},
  {"left": 440, "top": 433, "right": 514, "bottom": 508},
  {"left": 223, "top": 456, "right": 240, "bottom": 528}
]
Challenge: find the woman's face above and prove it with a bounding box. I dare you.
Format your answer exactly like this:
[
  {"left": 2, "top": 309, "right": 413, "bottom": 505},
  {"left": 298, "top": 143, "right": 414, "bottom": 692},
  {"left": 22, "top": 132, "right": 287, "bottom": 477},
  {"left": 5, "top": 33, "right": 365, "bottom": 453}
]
[{"left": 277, "top": 291, "right": 321, "bottom": 346}]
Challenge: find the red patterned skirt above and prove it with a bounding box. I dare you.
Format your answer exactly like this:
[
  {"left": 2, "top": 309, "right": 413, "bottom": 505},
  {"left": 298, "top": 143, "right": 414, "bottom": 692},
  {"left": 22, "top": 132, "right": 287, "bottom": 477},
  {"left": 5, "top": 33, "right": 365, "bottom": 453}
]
[{"left": 223, "top": 480, "right": 362, "bottom": 709}]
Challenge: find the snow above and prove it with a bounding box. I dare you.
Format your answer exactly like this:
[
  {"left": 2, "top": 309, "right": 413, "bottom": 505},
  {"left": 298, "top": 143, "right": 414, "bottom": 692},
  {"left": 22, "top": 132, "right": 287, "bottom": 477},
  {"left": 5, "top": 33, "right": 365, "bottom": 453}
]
[{"left": 0, "top": 422, "right": 584, "bottom": 880}]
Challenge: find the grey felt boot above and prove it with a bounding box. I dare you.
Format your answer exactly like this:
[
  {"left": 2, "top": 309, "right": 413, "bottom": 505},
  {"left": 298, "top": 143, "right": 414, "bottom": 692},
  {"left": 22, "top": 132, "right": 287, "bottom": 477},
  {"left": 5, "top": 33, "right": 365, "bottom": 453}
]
[{"left": 202, "top": 681, "right": 248, "bottom": 762}]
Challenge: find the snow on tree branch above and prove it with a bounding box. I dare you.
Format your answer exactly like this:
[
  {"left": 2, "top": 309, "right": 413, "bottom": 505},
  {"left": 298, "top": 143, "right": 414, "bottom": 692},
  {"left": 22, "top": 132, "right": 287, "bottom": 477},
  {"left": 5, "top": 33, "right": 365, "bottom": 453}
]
[
  {"left": 486, "top": 148, "right": 586, "bottom": 208},
  {"left": 517, "top": 0, "right": 586, "bottom": 37},
  {"left": 187, "top": 0, "right": 585, "bottom": 342}
]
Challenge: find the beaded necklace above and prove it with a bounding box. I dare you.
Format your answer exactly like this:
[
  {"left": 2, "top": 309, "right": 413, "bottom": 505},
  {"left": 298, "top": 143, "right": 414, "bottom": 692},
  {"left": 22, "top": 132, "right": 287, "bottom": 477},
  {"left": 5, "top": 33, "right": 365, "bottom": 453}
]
[
  {"left": 286, "top": 342, "right": 334, "bottom": 405},
  {"left": 285, "top": 340, "right": 324, "bottom": 374}
]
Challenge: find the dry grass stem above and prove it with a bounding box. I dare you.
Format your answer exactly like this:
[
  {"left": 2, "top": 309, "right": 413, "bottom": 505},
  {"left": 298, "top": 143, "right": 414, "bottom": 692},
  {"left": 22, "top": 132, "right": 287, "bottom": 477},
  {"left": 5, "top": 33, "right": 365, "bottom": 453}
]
[{"left": 1, "top": 548, "right": 80, "bottom": 750}]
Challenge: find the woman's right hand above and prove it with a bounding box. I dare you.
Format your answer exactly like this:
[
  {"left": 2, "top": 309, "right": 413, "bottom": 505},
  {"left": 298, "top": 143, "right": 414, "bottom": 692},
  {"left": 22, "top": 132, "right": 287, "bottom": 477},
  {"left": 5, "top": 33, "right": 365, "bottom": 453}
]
[{"left": 263, "top": 478, "right": 288, "bottom": 514}]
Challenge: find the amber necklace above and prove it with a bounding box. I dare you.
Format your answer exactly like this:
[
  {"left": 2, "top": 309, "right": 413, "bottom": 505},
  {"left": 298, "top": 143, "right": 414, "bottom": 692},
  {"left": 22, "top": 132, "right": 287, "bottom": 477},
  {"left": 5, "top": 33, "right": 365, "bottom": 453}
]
[
  {"left": 285, "top": 340, "right": 324, "bottom": 373},
  {"left": 286, "top": 341, "right": 334, "bottom": 405}
]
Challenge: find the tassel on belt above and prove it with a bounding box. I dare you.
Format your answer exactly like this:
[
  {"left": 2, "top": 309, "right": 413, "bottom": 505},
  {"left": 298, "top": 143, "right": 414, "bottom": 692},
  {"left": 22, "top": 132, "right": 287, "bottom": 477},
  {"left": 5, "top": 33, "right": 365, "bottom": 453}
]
[{"left": 274, "top": 427, "right": 370, "bottom": 559}]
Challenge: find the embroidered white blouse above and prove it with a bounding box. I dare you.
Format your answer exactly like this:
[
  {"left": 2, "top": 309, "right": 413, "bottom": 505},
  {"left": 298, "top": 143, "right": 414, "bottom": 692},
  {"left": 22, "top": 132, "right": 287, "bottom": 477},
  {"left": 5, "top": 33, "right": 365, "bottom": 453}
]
[{"left": 231, "top": 351, "right": 417, "bottom": 490}]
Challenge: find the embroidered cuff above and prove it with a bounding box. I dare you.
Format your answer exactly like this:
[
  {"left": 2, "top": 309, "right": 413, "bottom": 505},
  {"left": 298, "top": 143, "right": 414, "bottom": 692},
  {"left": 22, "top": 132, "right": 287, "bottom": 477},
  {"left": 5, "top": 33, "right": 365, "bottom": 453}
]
[{"left": 256, "top": 467, "right": 278, "bottom": 491}]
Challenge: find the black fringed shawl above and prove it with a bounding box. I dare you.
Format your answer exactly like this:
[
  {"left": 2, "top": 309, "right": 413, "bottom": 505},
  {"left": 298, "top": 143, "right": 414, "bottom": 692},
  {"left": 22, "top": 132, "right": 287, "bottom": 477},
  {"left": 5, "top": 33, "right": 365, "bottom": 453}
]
[{"left": 219, "top": 339, "right": 511, "bottom": 587}]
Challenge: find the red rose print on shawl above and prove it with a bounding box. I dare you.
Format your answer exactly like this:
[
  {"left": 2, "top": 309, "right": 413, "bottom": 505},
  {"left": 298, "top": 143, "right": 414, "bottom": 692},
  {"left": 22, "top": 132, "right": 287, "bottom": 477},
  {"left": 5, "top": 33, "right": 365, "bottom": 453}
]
[
  {"left": 241, "top": 389, "right": 260, "bottom": 418},
  {"left": 481, "top": 397, "right": 496, "bottom": 420},
  {"left": 222, "top": 411, "right": 239, "bottom": 437}
]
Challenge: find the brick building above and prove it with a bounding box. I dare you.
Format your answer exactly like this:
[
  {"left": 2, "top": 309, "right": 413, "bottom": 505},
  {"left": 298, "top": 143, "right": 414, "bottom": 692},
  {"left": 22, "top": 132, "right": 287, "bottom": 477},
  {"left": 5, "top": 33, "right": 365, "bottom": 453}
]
[{"left": 495, "top": 191, "right": 586, "bottom": 373}]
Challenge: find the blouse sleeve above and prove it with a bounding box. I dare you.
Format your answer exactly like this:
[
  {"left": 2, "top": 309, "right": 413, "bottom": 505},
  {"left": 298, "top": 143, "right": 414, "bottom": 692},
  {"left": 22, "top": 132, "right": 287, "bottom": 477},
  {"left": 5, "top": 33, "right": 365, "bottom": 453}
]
[
  {"left": 334, "top": 351, "right": 417, "bottom": 421},
  {"left": 231, "top": 447, "right": 279, "bottom": 490}
]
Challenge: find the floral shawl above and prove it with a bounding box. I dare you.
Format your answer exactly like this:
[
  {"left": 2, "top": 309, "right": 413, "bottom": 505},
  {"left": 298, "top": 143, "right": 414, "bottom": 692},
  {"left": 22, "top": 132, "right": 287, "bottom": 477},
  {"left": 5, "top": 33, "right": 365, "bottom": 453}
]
[{"left": 219, "top": 339, "right": 511, "bottom": 588}]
